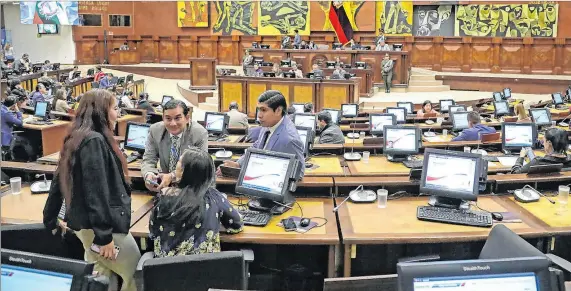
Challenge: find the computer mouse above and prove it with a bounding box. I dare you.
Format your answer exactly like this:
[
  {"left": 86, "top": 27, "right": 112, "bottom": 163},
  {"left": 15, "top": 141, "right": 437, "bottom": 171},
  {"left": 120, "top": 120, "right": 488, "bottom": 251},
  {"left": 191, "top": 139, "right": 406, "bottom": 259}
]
[
  {"left": 299, "top": 218, "right": 311, "bottom": 227},
  {"left": 491, "top": 212, "right": 503, "bottom": 222},
  {"left": 304, "top": 162, "right": 313, "bottom": 168}
]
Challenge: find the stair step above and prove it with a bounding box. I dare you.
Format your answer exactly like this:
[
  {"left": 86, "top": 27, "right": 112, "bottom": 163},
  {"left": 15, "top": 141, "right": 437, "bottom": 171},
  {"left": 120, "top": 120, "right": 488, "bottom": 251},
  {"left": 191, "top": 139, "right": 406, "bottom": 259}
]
[
  {"left": 410, "top": 75, "right": 436, "bottom": 81},
  {"left": 205, "top": 96, "right": 218, "bottom": 104},
  {"left": 409, "top": 80, "right": 443, "bottom": 86},
  {"left": 373, "top": 86, "right": 406, "bottom": 93},
  {"left": 406, "top": 85, "right": 450, "bottom": 92},
  {"left": 198, "top": 102, "right": 218, "bottom": 112}
]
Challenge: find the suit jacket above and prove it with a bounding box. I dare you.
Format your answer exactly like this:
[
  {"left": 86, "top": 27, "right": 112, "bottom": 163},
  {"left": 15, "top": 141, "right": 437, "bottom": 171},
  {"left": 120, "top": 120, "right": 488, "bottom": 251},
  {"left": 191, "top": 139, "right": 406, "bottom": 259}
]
[
  {"left": 99, "top": 78, "right": 112, "bottom": 89},
  {"left": 1, "top": 105, "right": 23, "bottom": 147},
  {"left": 238, "top": 117, "right": 305, "bottom": 177},
  {"left": 317, "top": 124, "right": 345, "bottom": 144},
  {"left": 141, "top": 121, "right": 208, "bottom": 176},
  {"left": 227, "top": 109, "right": 248, "bottom": 128}
]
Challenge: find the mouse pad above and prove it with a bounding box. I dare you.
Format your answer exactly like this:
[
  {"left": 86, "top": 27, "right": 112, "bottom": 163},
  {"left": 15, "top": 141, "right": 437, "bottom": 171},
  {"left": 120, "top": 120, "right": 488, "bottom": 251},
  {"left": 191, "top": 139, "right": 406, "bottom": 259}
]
[{"left": 277, "top": 216, "right": 318, "bottom": 233}]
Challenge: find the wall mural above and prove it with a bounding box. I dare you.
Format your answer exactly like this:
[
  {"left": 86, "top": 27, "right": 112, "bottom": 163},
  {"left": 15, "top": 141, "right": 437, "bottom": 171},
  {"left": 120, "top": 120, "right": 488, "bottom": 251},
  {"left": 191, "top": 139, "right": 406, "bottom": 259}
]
[
  {"left": 177, "top": 1, "right": 209, "bottom": 27},
  {"left": 212, "top": 1, "right": 257, "bottom": 35},
  {"left": 412, "top": 5, "right": 454, "bottom": 36},
  {"left": 258, "top": 1, "right": 310, "bottom": 36},
  {"left": 376, "top": 1, "right": 413, "bottom": 36},
  {"left": 455, "top": 4, "right": 558, "bottom": 37}
]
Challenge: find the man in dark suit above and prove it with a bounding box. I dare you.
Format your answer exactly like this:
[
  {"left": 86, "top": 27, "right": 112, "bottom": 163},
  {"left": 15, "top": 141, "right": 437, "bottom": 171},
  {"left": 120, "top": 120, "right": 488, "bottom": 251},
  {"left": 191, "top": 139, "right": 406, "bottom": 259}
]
[
  {"left": 316, "top": 111, "right": 345, "bottom": 144},
  {"left": 220, "top": 90, "right": 305, "bottom": 177},
  {"left": 142, "top": 100, "right": 208, "bottom": 191}
]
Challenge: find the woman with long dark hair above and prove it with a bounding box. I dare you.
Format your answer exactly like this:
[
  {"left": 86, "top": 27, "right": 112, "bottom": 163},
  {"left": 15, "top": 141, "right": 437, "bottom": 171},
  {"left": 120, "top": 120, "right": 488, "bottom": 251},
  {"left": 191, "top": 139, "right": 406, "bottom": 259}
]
[
  {"left": 512, "top": 128, "right": 571, "bottom": 174},
  {"left": 51, "top": 89, "right": 70, "bottom": 112},
  {"left": 44, "top": 89, "right": 140, "bottom": 291},
  {"left": 150, "top": 147, "right": 243, "bottom": 257}
]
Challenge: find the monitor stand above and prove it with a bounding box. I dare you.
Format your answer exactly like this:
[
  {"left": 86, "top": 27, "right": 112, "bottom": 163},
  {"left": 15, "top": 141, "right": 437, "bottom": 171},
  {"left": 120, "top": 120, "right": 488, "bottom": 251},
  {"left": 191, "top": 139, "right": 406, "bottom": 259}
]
[
  {"left": 387, "top": 154, "right": 409, "bottom": 162},
  {"left": 248, "top": 197, "right": 294, "bottom": 215},
  {"left": 428, "top": 196, "right": 470, "bottom": 210},
  {"left": 208, "top": 133, "right": 228, "bottom": 142}
]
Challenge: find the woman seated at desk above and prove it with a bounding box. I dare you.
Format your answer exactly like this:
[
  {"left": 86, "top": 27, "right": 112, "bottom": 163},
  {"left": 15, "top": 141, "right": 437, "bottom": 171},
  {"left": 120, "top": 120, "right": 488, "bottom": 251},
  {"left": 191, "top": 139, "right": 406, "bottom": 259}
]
[
  {"left": 271, "top": 63, "right": 283, "bottom": 77},
  {"left": 149, "top": 148, "right": 243, "bottom": 258},
  {"left": 515, "top": 103, "right": 531, "bottom": 122},
  {"left": 52, "top": 89, "right": 70, "bottom": 113},
  {"left": 292, "top": 64, "right": 304, "bottom": 79},
  {"left": 416, "top": 100, "right": 439, "bottom": 117},
  {"left": 511, "top": 128, "right": 571, "bottom": 174}
]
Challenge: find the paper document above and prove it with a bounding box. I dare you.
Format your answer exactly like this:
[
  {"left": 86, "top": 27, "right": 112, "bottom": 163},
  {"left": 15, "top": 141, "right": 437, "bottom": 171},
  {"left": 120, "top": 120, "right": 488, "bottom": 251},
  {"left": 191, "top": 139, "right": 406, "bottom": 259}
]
[{"left": 497, "top": 156, "right": 519, "bottom": 167}]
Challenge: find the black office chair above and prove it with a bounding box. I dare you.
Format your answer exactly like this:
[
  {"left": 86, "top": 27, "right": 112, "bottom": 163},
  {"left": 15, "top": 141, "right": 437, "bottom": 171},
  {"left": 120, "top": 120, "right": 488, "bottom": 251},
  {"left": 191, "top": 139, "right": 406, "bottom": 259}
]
[{"left": 137, "top": 250, "right": 254, "bottom": 291}]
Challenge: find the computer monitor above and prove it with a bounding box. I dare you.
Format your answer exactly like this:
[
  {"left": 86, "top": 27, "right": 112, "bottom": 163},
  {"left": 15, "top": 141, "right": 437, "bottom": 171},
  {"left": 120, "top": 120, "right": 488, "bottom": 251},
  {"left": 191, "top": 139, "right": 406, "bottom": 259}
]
[
  {"left": 306, "top": 72, "right": 315, "bottom": 79},
  {"left": 439, "top": 99, "right": 455, "bottom": 113},
  {"left": 355, "top": 62, "right": 366, "bottom": 69},
  {"left": 280, "top": 60, "right": 291, "bottom": 67},
  {"left": 205, "top": 112, "right": 229, "bottom": 135},
  {"left": 292, "top": 103, "right": 305, "bottom": 114},
  {"left": 124, "top": 122, "right": 151, "bottom": 154},
  {"left": 253, "top": 57, "right": 263, "bottom": 65},
  {"left": 283, "top": 72, "right": 295, "bottom": 78},
  {"left": 1, "top": 248, "right": 94, "bottom": 291},
  {"left": 296, "top": 126, "right": 313, "bottom": 158},
  {"left": 332, "top": 43, "right": 342, "bottom": 50},
  {"left": 397, "top": 102, "right": 413, "bottom": 115},
  {"left": 449, "top": 105, "right": 466, "bottom": 113},
  {"left": 293, "top": 113, "right": 316, "bottom": 131},
  {"left": 530, "top": 108, "right": 552, "bottom": 127},
  {"left": 397, "top": 256, "right": 551, "bottom": 291},
  {"left": 251, "top": 42, "right": 259, "bottom": 48},
  {"left": 451, "top": 111, "right": 470, "bottom": 131},
  {"left": 51, "top": 63, "right": 60, "bottom": 70},
  {"left": 326, "top": 61, "right": 336, "bottom": 68},
  {"left": 493, "top": 101, "right": 510, "bottom": 117},
  {"left": 34, "top": 101, "right": 49, "bottom": 120},
  {"left": 161, "top": 95, "right": 173, "bottom": 106},
  {"left": 235, "top": 148, "right": 298, "bottom": 213},
  {"left": 260, "top": 44, "right": 270, "bottom": 49},
  {"left": 502, "top": 122, "right": 537, "bottom": 152},
  {"left": 370, "top": 113, "right": 396, "bottom": 136},
  {"left": 116, "top": 77, "right": 126, "bottom": 87},
  {"left": 71, "top": 71, "right": 81, "bottom": 79},
  {"left": 322, "top": 108, "right": 341, "bottom": 125},
  {"left": 383, "top": 126, "right": 420, "bottom": 161},
  {"left": 263, "top": 72, "right": 275, "bottom": 77},
  {"left": 393, "top": 44, "right": 403, "bottom": 51},
  {"left": 126, "top": 74, "right": 134, "bottom": 83},
  {"left": 386, "top": 107, "right": 406, "bottom": 124},
  {"left": 493, "top": 92, "right": 503, "bottom": 102},
  {"left": 552, "top": 92, "right": 564, "bottom": 105},
  {"left": 503, "top": 88, "right": 512, "bottom": 99},
  {"left": 341, "top": 103, "right": 358, "bottom": 118},
  {"left": 32, "top": 64, "right": 43, "bottom": 73}
]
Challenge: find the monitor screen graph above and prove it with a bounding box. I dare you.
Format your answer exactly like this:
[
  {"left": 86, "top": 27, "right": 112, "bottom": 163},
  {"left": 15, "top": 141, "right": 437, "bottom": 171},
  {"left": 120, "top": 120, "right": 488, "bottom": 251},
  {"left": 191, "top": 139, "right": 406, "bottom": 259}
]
[
  {"left": 423, "top": 153, "right": 478, "bottom": 194},
  {"left": 242, "top": 153, "right": 289, "bottom": 195},
  {"left": 1, "top": 264, "right": 73, "bottom": 291},
  {"left": 504, "top": 124, "right": 534, "bottom": 147},
  {"left": 371, "top": 115, "right": 394, "bottom": 133},
  {"left": 125, "top": 124, "right": 150, "bottom": 150},
  {"left": 35, "top": 102, "right": 48, "bottom": 118},
  {"left": 206, "top": 114, "right": 225, "bottom": 132},
  {"left": 413, "top": 272, "right": 537, "bottom": 291},
  {"left": 294, "top": 115, "right": 316, "bottom": 131},
  {"left": 385, "top": 128, "right": 417, "bottom": 152},
  {"left": 342, "top": 104, "right": 358, "bottom": 117},
  {"left": 440, "top": 100, "right": 454, "bottom": 111},
  {"left": 387, "top": 108, "right": 405, "bottom": 122},
  {"left": 531, "top": 109, "right": 550, "bottom": 125}
]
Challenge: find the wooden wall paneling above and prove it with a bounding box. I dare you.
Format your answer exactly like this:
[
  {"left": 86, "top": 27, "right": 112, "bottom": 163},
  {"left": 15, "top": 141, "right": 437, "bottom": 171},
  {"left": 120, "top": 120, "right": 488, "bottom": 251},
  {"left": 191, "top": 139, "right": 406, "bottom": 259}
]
[
  {"left": 499, "top": 38, "right": 524, "bottom": 74},
  {"left": 410, "top": 37, "right": 434, "bottom": 68},
  {"left": 470, "top": 38, "right": 493, "bottom": 73},
  {"left": 217, "top": 36, "right": 237, "bottom": 66},
  {"left": 490, "top": 38, "right": 502, "bottom": 73},
  {"left": 554, "top": 38, "right": 565, "bottom": 75},
  {"left": 320, "top": 82, "right": 349, "bottom": 110},
  {"left": 292, "top": 84, "right": 314, "bottom": 105},
  {"left": 218, "top": 79, "right": 244, "bottom": 114},
  {"left": 139, "top": 36, "right": 156, "bottom": 63},
  {"left": 441, "top": 37, "right": 463, "bottom": 72},
  {"left": 270, "top": 84, "right": 291, "bottom": 104},
  {"left": 461, "top": 37, "right": 472, "bottom": 72},
  {"left": 77, "top": 39, "right": 99, "bottom": 65},
  {"left": 178, "top": 36, "right": 197, "bottom": 64},
  {"left": 248, "top": 82, "right": 267, "bottom": 117},
  {"left": 197, "top": 36, "right": 218, "bottom": 59},
  {"left": 158, "top": 37, "right": 175, "bottom": 63},
  {"left": 562, "top": 38, "right": 571, "bottom": 75},
  {"left": 530, "top": 38, "right": 556, "bottom": 75}
]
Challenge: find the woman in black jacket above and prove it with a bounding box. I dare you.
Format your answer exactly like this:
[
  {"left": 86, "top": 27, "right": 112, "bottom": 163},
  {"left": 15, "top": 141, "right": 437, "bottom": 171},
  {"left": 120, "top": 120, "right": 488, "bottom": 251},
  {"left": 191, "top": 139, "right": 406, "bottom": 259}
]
[
  {"left": 43, "top": 89, "right": 140, "bottom": 291},
  {"left": 511, "top": 128, "right": 571, "bottom": 174}
]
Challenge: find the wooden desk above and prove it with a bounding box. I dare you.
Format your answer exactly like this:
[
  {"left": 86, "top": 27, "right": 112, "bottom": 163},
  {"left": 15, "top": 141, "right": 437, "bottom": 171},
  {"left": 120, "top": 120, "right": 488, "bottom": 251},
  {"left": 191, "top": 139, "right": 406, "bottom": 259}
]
[
  {"left": 190, "top": 57, "right": 216, "bottom": 90},
  {"left": 217, "top": 76, "right": 359, "bottom": 118},
  {"left": 336, "top": 196, "right": 547, "bottom": 276},
  {"left": 248, "top": 49, "right": 410, "bottom": 88},
  {"left": 1, "top": 69, "right": 73, "bottom": 100},
  {"left": 18, "top": 118, "right": 70, "bottom": 156},
  {"left": 131, "top": 196, "right": 339, "bottom": 277},
  {"left": 117, "top": 114, "right": 146, "bottom": 136},
  {"left": 508, "top": 197, "right": 571, "bottom": 235},
  {"left": 109, "top": 50, "right": 141, "bottom": 65}
]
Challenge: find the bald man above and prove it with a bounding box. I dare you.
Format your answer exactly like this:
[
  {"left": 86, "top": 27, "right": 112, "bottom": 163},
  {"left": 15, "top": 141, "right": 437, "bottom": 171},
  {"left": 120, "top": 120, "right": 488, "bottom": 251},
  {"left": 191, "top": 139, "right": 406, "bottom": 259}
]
[{"left": 226, "top": 102, "right": 248, "bottom": 128}]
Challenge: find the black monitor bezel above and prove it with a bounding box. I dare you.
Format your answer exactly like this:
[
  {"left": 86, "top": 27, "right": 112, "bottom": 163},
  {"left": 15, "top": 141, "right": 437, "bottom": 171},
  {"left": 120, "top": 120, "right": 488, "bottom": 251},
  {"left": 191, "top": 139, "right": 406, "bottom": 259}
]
[
  {"left": 552, "top": 92, "right": 564, "bottom": 105},
  {"left": 295, "top": 125, "right": 313, "bottom": 157},
  {"left": 451, "top": 111, "right": 470, "bottom": 131},
  {"left": 369, "top": 113, "right": 396, "bottom": 136},
  {"left": 493, "top": 92, "right": 503, "bottom": 102},
  {"left": 386, "top": 107, "right": 406, "bottom": 124},
  {"left": 448, "top": 105, "right": 467, "bottom": 113},
  {"left": 204, "top": 111, "right": 229, "bottom": 134},
  {"left": 502, "top": 122, "right": 538, "bottom": 151},
  {"left": 493, "top": 100, "right": 510, "bottom": 116},
  {"left": 34, "top": 101, "right": 50, "bottom": 119},
  {"left": 124, "top": 121, "right": 151, "bottom": 152},
  {"left": 161, "top": 95, "right": 174, "bottom": 106},
  {"left": 383, "top": 125, "right": 420, "bottom": 156},
  {"left": 293, "top": 113, "right": 316, "bottom": 131},
  {"left": 235, "top": 148, "right": 297, "bottom": 203},
  {"left": 529, "top": 108, "right": 552, "bottom": 127},
  {"left": 397, "top": 102, "right": 413, "bottom": 115},
  {"left": 503, "top": 87, "right": 512, "bottom": 99},
  {"left": 419, "top": 148, "right": 481, "bottom": 201},
  {"left": 325, "top": 61, "right": 336, "bottom": 68},
  {"left": 322, "top": 108, "right": 341, "bottom": 124},
  {"left": 439, "top": 99, "right": 455, "bottom": 113},
  {"left": 341, "top": 103, "right": 359, "bottom": 118}
]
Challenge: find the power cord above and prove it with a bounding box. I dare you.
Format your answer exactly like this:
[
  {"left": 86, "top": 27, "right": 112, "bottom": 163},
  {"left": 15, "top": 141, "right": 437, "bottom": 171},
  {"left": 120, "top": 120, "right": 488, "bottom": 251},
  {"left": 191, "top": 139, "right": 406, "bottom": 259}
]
[{"left": 388, "top": 190, "right": 407, "bottom": 200}]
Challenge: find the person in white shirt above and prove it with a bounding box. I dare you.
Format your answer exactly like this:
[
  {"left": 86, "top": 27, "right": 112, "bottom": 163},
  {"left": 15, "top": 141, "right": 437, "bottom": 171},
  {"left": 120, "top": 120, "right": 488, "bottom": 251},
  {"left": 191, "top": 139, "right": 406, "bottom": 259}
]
[
  {"left": 375, "top": 40, "right": 391, "bottom": 51},
  {"left": 120, "top": 91, "right": 135, "bottom": 109},
  {"left": 68, "top": 66, "right": 80, "bottom": 80}
]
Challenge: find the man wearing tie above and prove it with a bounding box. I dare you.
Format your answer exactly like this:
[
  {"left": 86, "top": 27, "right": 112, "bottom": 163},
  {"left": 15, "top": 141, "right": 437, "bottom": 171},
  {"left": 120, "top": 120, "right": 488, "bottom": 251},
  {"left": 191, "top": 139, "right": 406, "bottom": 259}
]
[
  {"left": 142, "top": 100, "right": 208, "bottom": 191},
  {"left": 220, "top": 90, "right": 305, "bottom": 177}
]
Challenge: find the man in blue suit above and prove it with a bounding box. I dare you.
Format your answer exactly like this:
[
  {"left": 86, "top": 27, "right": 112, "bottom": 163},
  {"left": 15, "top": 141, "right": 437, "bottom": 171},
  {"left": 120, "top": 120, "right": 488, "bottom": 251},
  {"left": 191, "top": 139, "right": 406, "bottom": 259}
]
[
  {"left": 220, "top": 90, "right": 305, "bottom": 177},
  {"left": 99, "top": 73, "right": 114, "bottom": 89},
  {"left": 1, "top": 96, "right": 23, "bottom": 153}
]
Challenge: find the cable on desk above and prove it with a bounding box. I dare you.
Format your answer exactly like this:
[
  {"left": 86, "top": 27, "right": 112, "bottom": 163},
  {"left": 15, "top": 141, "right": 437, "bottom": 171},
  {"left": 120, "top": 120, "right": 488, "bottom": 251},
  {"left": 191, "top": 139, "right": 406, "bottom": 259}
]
[
  {"left": 310, "top": 152, "right": 336, "bottom": 157},
  {"left": 308, "top": 217, "right": 328, "bottom": 228},
  {"left": 295, "top": 201, "right": 304, "bottom": 218},
  {"left": 471, "top": 202, "right": 491, "bottom": 214},
  {"left": 388, "top": 190, "right": 407, "bottom": 200}
]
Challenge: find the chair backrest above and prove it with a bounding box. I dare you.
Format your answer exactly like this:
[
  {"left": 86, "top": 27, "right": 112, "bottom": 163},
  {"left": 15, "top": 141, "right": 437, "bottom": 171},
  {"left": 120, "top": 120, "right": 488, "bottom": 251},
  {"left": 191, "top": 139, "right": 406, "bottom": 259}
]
[
  {"left": 481, "top": 132, "right": 500, "bottom": 143},
  {"left": 479, "top": 224, "right": 545, "bottom": 260},
  {"left": 143, "top": 251, "right": 245, "bottom": 291},
  {"left": 324, "top": 274, "right": 398, "bottom": 291},
  {"left": 503, "top": 116, "right": 518, "bottom": 122}
]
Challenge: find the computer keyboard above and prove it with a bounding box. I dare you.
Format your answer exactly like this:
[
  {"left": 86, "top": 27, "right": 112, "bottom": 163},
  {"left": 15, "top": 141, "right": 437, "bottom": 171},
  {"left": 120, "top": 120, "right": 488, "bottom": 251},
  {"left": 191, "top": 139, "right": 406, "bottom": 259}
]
[
  {"left": 403, "top": 160, "right": 424, "bottom": 168},
  {"left": 126, "top": 155, "right": 138, "bottom": 164},
  {"left": 26, "top": 120, "right": 52, "bottom": 125},
  {"left": 417, "top": 206, "right": 493, "bottom": 228},
  {"left": 239, "top": 209, "right": 272, "bottom": 227},
  {"left": 482, "top": 155, "right": 499, "bottom": 162}
]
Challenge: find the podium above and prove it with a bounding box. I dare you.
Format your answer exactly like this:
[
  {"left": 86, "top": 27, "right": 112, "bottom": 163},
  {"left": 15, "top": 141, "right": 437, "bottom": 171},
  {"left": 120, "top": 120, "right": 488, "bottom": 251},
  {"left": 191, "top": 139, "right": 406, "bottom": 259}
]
[{"left": 189, "top": 57, "right": 216, "bottom": 90}]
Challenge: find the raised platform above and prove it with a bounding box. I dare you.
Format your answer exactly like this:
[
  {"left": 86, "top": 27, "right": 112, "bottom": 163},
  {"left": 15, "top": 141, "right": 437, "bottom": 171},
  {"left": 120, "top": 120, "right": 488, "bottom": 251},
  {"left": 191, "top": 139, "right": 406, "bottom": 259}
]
[
  {"left": 101, "top": 64, "right": 189, "bottom": 80},
  {"left": 176, "top": 80, "right": 215, "bottom": 110}
]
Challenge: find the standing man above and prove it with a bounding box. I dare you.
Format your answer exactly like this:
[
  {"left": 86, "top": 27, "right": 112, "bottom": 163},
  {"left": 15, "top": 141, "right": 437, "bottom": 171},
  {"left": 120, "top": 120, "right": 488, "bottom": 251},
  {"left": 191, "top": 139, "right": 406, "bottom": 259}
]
[
  {"left": 281, "top": 34, "right": 291, "bottom": 49},
  {"left": 242, "top": 50, "right": 253, "bottom": 76},
  {"left": 227, "top": 101, "right": 248, "bottom": 128},
  {"left": 375, "top": 28, "right": 386, "bottom": 47},
  {"left": 381, "top": 53, "right": 394, "bottom": 93},
  {"left": 142, "top": 100, "right": 208, "bottom": 191},
  {"left": 293, "top": 29, "right": 301, "bottom": 48}
]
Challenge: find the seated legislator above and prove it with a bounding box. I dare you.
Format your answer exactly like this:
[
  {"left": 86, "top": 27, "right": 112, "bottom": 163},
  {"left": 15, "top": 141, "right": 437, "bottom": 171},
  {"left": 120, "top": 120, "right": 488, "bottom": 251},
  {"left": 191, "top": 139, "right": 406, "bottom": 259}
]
[
  {"left": 119, "top": 91, "right": 135, "bottom": 109},
  {"left": 308, "top": 40, "right": 317, "bottom": 50},
  {"left": 271, "top": 63, "right": 283, "bottom": 77},
  {"left": 220, "top": 90, "right": 305, "bottom": 176},
  {"left": 375, "top": 40, "right": 391, "bottom": 51},
  {"left": 515, "top": 103, "right": 531, "bottom": 122},
  {"left": 250, "top": 64, "right": 264, "bottom": 77},
  {"left": 417, "top": 100, "right": 439, "bottom": 117},
  {"left": 150, "top": 147, "right": 242, "bottom": 258},
  {"left": 30, "top": 83, "right": 47, "bottom": 107},
  {"left": 287, "top": 105, "right": 296, "bottom": 121},
  {"left": 293, "top": 64, "right": 304, "bottom": 79},
  {"left": 451, "top": 111, "right": 496, "bottom": 142},
  {"left": 310, "top": 64, "right": 324, "bottom": 79},
  {"left": 227, "top": 101, "right": 248, "bottom": 128},
  {"left": 1, "top": 96, "right": 23, "bottom": 151},
  {"left": 136, "top": 93, "right": 156, "bottom": 114},
  {"left": 331, "top": 64, "right": 347, "bottom": 80},
  {"left": 142, "top": 100, "right": 208, "bottom": 191},
  {"left": 52, "top": 89, "right": 70, "bottom": 113},
  {"left": 316, "top": 111, "right": 345, "bottom": 144},
  {"left": 94, "top": 67, "right": 106, "bottom": 82},
  {"left": 511, "top": 128, "right": 571, "bottom": 174},
  {"left": 99, "top": 73, "right": 114, "bottom": 89}
]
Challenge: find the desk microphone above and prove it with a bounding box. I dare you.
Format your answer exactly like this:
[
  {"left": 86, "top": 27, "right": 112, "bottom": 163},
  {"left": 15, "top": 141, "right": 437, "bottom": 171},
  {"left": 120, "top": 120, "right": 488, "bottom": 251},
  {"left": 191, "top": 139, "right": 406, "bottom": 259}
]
[
  {"left": 344, "top": 127, "right": 362, "bottom": 161},
  {"left": 31, "top": 173, "right": 52, "bottom": 194},
  {"left": 423, "top": 126, "right": 436, "bottom": 138},
  {"left": 211, "top": 147, "right": 233, "bottom": 160},
  {"left": 333, "top": 185, "right": 376, "bottom": 212},
  {"left": 558, "top": 113, "right": 571, "bottom": 127}
]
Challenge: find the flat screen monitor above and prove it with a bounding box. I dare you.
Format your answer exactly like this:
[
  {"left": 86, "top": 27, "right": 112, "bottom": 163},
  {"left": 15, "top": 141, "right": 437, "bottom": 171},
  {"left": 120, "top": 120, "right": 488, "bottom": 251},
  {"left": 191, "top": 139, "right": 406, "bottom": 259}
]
[
  {"left": 494, "top": 101, "right": 510, "bottom": 116},
  {"left": 38, "top": 24, "right": 58, "bottom": 34},
  {"left": 292, "top": 103, "right": 305, "bottom": 113},
  {"left": 341, "top": 103, "right": 358, "bottom": 118},
  {"left": 280, "top": 60, "right": 291, "bottom": 67},
  {"left": 235, "top": 149, "right": 297, "bottom": 203},
  {"left": 260, "top": 44, "right": 270, "bottom": 49},
  {"left": 263, "top": 72, "right": 275, "bottom": 77},
  {"left": 370, "top": 114, "right": 396, "bottom": 136},
  {"left": 530, "top": 108, "right": 552, "bottom": 127},
  {"left": 205, "top": 112, "right": 228, "bottom": 134},
  {"left": 126, "top": 74, "right": 134, "bottom": 83},
  {"left": 449, "top": 105, "right": 466, "bottom": 113},
  {"left": 383, "top": 126, "right": 420, "bottom": 156},
  {"left": 161, "top": 95, "right": 173, "bottom": 106},
  {"left": 552, "top": 92, "right": 564, "bottom": 105},
  {"left": 293, "top": 113, "right": 316, "bottom": 131},
  {"left": 296, "top": 126, "right": 313, "bottom": 157},
  {"left": 439, "top": 99, "right": 455, "bottom": 113},
  {"left": 124, "top": 122, "right": 151, "bottom": 152},
  {"left": 502, "top": 122, "right": 537, "bottom": 151},
  {"left": 355, "top": 62, "right": 366, "bottom": 68},
  {"left": 503, "top": 88, "right": 512, "bottom": 99},
  {"left": 283, "top": 72, "right": 295, "bottom": 78},
  {"left": 420, "top": 148, "right": 481, "bottom": 201},
  {"left": 397, "top": 102, "right": 413, "bottom": 115},
  {"left": 51, "top": 63, "right": 60, "bottom": 71},
  {"left": 397, "top": 256, "right": 551, "bottom": 291},
  {"left": 1, "top": 249, "right": 93, "bottom": 291},
  {"left": 493, "top": 92, "right": 503, "bottom": 102},
  {"left": 386, "top": 107, "right": 406, "bottom": 124},
  {"left": 326, "top": 61, "right": 336, "bottom": 68},
  {"left": 323, "top": 108, "right": 340, "bottom": 124},
  {"left": 34, "top": 101, "right": 49, "bottom": 119},
  {"left": 451, "top": 111, "right": 470, "bottom": 131}
]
